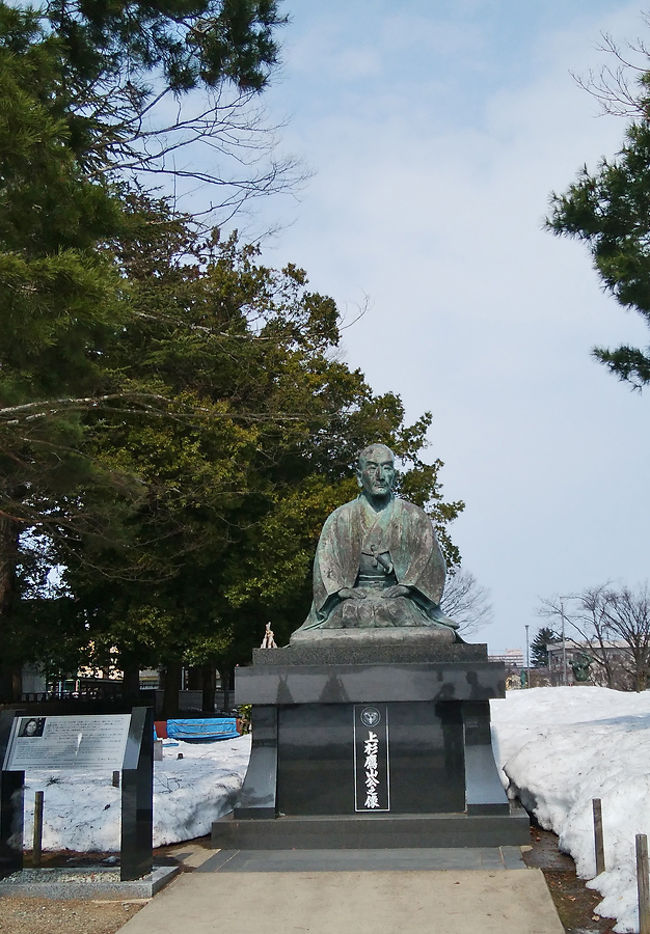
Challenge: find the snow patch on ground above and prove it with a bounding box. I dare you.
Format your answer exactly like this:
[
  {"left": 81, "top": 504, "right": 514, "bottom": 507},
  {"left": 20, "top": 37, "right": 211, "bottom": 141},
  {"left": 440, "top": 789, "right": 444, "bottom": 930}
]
[
  {"left": 491, "top": 687, "right": 650, "bottom": 933},
  {"left": 22, "top": 734, "right": 251, "bottom": 851}
]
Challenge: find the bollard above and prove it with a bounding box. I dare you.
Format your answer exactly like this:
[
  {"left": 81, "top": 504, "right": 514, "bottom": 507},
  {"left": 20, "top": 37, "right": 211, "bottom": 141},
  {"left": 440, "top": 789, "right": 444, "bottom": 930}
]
[
  {"left": 593, "top": 798, "right": 605, "bottom": 875},
  {"left": 32, "top": 791, "right": 44, "bottom": 868},
  {"left": 112, "top": 770, "right": 120, "bottom": 788},
  {"left": 636, "top": 834, "right": 650, "bottom": 934}
]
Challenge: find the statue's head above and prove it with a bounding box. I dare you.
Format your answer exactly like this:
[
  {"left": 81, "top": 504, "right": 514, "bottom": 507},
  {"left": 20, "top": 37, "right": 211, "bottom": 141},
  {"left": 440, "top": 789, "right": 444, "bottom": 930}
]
[{"left": 356, "top": 443, "right": 396, "bottom": 503}]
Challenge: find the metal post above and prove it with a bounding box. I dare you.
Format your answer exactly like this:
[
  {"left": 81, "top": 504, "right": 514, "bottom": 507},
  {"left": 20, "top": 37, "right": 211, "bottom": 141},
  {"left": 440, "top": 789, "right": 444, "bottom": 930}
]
[
  {"left": 637, "top": 833, "right": 650, "bottom": 934},
  {"left": 525, "top": 625, "right": 530, "bottom": 688},
  {"left": 593, "top": 798, "right": 605, "bottom": 875},
  {"left": 32, "top": 791, "right": 44, "bottom": 868},
  {"left": 561, "top": 600, "right": 568, "bottom": 686}
]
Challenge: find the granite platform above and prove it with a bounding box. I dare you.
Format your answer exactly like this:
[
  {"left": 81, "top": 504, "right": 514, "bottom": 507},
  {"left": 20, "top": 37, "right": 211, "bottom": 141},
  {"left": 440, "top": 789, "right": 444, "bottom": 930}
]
[
  {"left": 0, "top": 864, "right": 180, "bottom": 899},
  {"left": 212, "top": 632, "right": 529, "bottom": 849}
]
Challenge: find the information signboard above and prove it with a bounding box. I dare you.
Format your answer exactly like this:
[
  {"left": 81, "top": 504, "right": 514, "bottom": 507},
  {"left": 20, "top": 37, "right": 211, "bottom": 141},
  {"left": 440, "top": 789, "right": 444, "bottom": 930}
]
[{"left": 3, "top": 714, "right": 131, "bottom": 772}]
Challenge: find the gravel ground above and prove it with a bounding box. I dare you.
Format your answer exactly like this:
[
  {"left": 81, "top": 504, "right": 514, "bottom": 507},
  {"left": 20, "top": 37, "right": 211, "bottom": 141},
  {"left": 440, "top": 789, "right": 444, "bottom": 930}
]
[
  {"left": 0, "top": 896, "right": 145, "bottom": 934},
  {"left": 0, "top": 845, "right": 186, "bottom": 934}
]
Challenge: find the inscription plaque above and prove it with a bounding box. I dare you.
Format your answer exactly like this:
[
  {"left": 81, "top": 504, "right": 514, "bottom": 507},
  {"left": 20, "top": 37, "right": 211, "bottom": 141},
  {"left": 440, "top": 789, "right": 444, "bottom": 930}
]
[
  {"left": 353, "top": 704, "right": 390, "bottom": 812},
  {"left": 3, "top": 715, "right": 131, "bottom": 772}
]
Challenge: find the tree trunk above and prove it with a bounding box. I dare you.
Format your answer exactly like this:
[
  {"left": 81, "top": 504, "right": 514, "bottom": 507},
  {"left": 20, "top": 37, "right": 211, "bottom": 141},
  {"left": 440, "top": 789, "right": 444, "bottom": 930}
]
[
  {"left": 0, "top": 517, "right": 21, "bottom": 702},
  {"left": 185, "top": 667, "right": 202, "bottom": 690},
  {"left": 217, "top": 663, "right": 234, "bottom": 713},
  {"left": 201, "top": 663, "right": 216, "bottom": 713},
  {"left": 161, "top": 661, "right": 182, "bottom": 718},
  {"left": 121, "top": 654, "right": 141, "bottom": 706},
  {"left": 635, "top": 663, "right": 647, "bottom": 692}
]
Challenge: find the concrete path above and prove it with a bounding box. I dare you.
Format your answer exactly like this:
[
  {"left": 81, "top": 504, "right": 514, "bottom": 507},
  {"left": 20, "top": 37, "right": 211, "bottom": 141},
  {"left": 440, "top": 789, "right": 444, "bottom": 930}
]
[{"left": 118, "top": 847, "right": 565, "bottom": 934}]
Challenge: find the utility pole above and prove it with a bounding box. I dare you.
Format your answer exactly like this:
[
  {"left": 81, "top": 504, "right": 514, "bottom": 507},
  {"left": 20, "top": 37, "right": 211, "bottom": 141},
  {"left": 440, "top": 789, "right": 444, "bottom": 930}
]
[
  {"left": 560, "top": 599, "right": 568, "bottom": 685},
  {"left": 525, "top": 624, "right": 530, "bottom": 688}
]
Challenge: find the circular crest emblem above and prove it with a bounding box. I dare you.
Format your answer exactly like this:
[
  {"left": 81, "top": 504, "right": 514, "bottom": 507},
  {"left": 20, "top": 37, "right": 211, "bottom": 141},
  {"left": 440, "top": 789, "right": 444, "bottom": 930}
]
[{"left": 360, "top": 706, "right": 381, "bottom": 727}]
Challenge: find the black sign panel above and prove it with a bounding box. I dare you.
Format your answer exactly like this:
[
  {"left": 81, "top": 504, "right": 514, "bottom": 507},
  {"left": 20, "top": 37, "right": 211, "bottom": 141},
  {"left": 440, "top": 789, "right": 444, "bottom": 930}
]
[{"left": 353, "top": 704, "right": 390, "bottom": 812}]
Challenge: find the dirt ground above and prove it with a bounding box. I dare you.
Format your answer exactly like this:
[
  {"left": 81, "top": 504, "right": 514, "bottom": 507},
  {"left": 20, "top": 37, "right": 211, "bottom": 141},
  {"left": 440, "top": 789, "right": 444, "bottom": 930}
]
[
  {"left": 0, "top": 829, "right": 618, "bottom": 934},
  {"left": 0, "top": 897, "right": 145, "bottom": 934},
  {"left": 0, "top": 845, "right": 188, "bottom": 934},
  {"left": 523, "top": 826, "right": 617, "bottom": 934}
]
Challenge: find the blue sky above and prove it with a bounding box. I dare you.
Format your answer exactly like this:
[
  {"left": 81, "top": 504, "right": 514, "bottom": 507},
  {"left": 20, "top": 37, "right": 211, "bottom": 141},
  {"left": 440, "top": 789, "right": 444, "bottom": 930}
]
[{"left": 196, "top": 1, "right": 650, "bottom": 653}]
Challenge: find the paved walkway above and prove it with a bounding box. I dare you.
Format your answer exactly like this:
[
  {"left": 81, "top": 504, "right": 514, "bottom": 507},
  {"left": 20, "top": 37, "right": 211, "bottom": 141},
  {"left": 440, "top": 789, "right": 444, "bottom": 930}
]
[{"left": 118, "top": 847, "right": 565, "bottom": 934}]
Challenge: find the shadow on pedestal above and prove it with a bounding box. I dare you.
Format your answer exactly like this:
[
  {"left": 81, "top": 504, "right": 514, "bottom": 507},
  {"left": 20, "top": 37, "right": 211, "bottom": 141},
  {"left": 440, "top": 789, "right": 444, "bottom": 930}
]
[{"left": 212, "top": 635, "right": 529, "bottom": 850}]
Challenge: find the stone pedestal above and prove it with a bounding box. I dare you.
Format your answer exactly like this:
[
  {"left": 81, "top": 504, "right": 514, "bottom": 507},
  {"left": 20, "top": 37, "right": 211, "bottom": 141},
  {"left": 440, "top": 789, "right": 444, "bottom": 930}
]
[{"left": 211, "top": 633, "right": 529, "bottom": 849}]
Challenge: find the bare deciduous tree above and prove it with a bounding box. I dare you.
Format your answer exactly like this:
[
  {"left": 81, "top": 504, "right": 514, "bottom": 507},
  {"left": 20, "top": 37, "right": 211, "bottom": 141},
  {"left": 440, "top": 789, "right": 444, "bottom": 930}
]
[
  {"left": 441, "top": 568, "right": 493, "bottom": 637},
  {"left": 539, "top": 583, "right": 650, "bottom": 691},
  {"left": 91, "top": 84, "right": 307, "bottom": 224},
  {"left": 603, "top": 585, "right": 650, "bottom": 691},
  {"left": 571, "top": 19, "right": 650, "bottom": 119}
]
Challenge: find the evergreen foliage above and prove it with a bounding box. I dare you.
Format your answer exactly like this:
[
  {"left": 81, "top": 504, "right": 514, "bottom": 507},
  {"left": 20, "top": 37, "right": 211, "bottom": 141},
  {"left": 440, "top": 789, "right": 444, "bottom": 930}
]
[
  {"left": 530, "top": 625, "right": 560, "bottom": 668},
  {"left": 547, "top": 33, "right": 650, "bottom": 389},
  {"left": 4, "top": 196, "right": 465, "bottom": 699},
  {"left": 0, "top": 1, "right": 466, "bottom": 704},
  {"left": 0, "top": 0, "right": 290, "bottom": 698},
  {"left": 59, "top": 219, "right": 465, "bottom": 693}
]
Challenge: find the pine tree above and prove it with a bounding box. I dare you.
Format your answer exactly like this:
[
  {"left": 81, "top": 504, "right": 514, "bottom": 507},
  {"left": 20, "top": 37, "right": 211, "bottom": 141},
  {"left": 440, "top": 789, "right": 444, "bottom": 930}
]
[
  {"left": 530, "top": 626, "right": 560, "bottom": 668},
  {"left": 547, "top": 29, "right": 650, "bottom": 389},
  {"left": 50, "top": 218, "right": 465, "bottom": 713},
  {"left": 0, "top": 0, "right": 289, "bottom": 699}
]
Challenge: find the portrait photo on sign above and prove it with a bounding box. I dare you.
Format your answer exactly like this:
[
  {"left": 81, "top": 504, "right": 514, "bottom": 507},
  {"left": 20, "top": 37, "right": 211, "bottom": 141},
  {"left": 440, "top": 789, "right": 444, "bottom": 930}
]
[{"left": 18, "top": 717, "right": 46, "bottom": 737}]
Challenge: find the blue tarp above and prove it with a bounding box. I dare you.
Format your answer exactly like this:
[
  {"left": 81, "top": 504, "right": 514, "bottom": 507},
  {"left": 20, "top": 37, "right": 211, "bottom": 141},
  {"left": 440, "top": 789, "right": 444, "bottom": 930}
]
[
  {"left": 153, "top": 725, "right": 179, "bottom": 746},
  {"left": 166, "top": 718, "right": 239, "bottom": 742}
]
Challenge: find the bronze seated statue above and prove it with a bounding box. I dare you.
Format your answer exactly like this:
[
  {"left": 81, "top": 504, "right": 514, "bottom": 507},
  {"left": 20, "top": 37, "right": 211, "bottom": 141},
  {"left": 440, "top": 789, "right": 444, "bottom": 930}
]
[{"left": 294, "top": 443, "right": 458, "bottom": 636}]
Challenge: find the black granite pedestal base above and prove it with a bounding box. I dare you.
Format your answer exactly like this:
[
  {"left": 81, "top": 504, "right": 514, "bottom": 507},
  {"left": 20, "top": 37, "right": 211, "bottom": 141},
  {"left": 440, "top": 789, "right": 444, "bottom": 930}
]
[
  {"left": 211, "top": 636, "right": 529, "bottom": 850},
  {"left": 211, "top": 810, "right": 530, "bottom": 850}
]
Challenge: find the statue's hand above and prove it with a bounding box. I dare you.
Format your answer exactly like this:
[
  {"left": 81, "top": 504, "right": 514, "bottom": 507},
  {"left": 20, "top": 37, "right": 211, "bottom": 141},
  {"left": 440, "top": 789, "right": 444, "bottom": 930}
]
[
  {"left": 382, "top": 584, "right": 410, "bottom": 599},
  {"left": 338, "top": 587, "right": 366, "bottom": 601}
]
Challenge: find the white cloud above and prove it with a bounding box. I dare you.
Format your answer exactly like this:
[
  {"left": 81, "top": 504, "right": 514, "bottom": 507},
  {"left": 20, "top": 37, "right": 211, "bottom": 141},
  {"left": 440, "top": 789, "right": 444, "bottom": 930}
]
[{"left": 253, "top": 2, "right": 650, "bottom": 651}]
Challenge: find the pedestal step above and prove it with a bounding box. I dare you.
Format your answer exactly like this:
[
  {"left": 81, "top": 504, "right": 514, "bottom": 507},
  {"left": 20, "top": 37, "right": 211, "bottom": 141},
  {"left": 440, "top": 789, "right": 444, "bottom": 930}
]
[{"left": 211, "top": 807, "right": 530, "bottom": 851}]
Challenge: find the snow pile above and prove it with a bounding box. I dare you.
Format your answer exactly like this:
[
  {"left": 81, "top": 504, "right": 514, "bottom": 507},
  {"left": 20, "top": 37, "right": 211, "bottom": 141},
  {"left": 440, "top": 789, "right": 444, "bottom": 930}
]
[
  {"left": 17, "top": 687, "right": 650, "bottom": 932},
  {"left": 491, "top": 686, "right": 650, "bottom": 933},
  {"left": 22, "top": 734, "right": 251, "bottom": 852}
]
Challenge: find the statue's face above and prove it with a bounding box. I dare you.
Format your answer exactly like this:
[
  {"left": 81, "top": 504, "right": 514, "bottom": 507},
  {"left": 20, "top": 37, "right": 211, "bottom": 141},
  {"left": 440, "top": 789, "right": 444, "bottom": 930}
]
[{"left": 357, "top": 446, "right": 395, "bottom": 501}]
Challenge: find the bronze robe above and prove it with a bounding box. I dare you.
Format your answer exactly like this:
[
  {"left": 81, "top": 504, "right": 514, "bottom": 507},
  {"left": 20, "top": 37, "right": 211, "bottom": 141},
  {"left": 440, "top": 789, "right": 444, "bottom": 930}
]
[{"left": 298, "top": 495, "right": 450, "bottom": 630}]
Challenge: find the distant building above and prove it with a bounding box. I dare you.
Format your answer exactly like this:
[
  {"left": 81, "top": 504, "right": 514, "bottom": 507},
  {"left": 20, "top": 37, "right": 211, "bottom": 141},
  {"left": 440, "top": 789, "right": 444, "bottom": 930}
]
[
  {"left": 488, "top": 648, "right": 524, "bottom": 668},
  {"left": 546, "top": 640, "right": 630, "bottom": 688},
  {"left": 21, "top": 664, "right": 46, "bottom": 695},
  {"left": 489, "top": 648, "right": 530, "bottom": 690}
]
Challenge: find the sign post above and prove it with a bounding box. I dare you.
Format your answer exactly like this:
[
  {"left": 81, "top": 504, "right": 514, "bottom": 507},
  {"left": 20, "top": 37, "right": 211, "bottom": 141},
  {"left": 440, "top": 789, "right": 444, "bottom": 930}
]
[
  {"left": 0, "top": 710, "right": 24, "bottom": 874},
  {"left": 121, "top": 707, "right": 153, "bottom": 881},
  {"left": 0, "top": 708, "right": 152, "bottom": 881}
]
